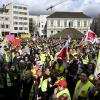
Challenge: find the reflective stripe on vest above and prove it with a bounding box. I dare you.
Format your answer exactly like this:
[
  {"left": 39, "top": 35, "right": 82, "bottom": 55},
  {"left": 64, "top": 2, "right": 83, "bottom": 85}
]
[
  {"left": 74, "top": 80, "right": 94, "bottom": 98},
  {"left": 82, "top": 56, "right": 89, "bottom": 64},
  {"left": 39, "top": 76, "right": 48, "bottom": 92},
  {"left": 40, "top": 54, "right": 46, "bottom": 64},
  {"left": 56, "top": 88, "right": 71, "bottom": 100},
  {"left": 7, "top": 73, "right": 12, "bottom": 87},
  {"left": 5, "top": 52, "right": 9, "bottom": 62}
]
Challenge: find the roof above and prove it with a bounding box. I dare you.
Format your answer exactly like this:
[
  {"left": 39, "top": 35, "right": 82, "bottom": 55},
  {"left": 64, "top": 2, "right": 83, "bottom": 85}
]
[
  {"left": 51, "top": 28, "right": 84, "bottom": 40},
  {"left": 47, "top": 12, "right": 91, "bottom": 18}
]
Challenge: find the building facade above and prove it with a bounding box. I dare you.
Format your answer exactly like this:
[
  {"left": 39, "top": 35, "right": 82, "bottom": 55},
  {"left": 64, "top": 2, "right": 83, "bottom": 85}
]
[
  {"left": 7, "top": 3, "right": 29, "bottom": 36},
  {"left": 47, "top": 12, "right": 92, "bottom": 37},
  {"left": 0, "top": 3, "right": 29, "bottom": 37},
  {"left": 29, "top": 15, "right": 48, "bottom": 37},
  {"left": 29, "top": 15, "right": 40, "bottom": 36},
  {"left": 0, "top": 8, "right": 10, "bottom": 36}
]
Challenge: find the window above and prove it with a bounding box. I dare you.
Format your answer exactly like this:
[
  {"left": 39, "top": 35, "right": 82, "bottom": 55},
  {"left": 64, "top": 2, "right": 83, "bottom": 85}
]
[
  {"left": 23, "top": 7, "right": 27, "bottom": 9},
  {"left": 24, "top": 17, "right": 27, "bottom": 20},
  {"left": 24, "top": 27, "right": 28, "bottom": 30},
  {"left": 14, "top": 27, "right": 18, "bottom": 30},
  {"left": 14, "top": 16, "right": 18, "bottom": 19},
  {"left": 13, "top": 11, "right": 18, "bottom": 14},
  {"left": 19, "top": 12, "right": 27, "bottom": 15},
  {"left": 19, "top": 22, "right": 23, "bottom": 25},
  {"left": 69, "top": 21, "right": 73, "bottom": 27},
  {"left": 51, "top": 20, "right": 53, "bottom": 27},
  {"left": 19, "top": 27, "right": 23, "bottom": 30},
  {"left": 13, "top": 6, "right": 17, "bottom": 8},
  {"left": 51, "top": 31, "right": 53, "bottom": 34},
  {"left": 42, "top": 25, "right": 44, "bottom": 28},
  {"left": 24, "top": 22, "right": 27, "bottom": 25},
  {"left": 6, "top": 25, "right": 9, "bottom": 28},
  {"left": 77, "top": 21, "right": 80, "bottom": 27},
  {"left": 57, "top": 20, "right": 60, "bottom": 27},
  {"left": 14, "top": 22, "right": 18, "bottom": 25},
  {"left": 19, "top": 17, "right": 23, "bottom": 20},
  {"left": 1, "top": 24, "right": 5, "bottom": 28},
  {"left": 5, "top": 17, "right": 9, "bottom": 20},
  {"left": 84, "top": 20, "right": 87, "bottom": 27},
  {"left": 64, "top": 21, "right": 67, "bottom": 27},
  {"left": 19, "top": 7, "right": 23, "bottom": 9}
]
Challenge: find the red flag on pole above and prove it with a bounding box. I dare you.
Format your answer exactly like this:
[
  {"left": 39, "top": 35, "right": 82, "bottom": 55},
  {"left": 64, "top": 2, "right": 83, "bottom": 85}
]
[
  {"left": 57, "top": 41, "right": 68, "bottom": 60},
  {"left": 85, "top": 30, "right": 96, "bottom": 43}
]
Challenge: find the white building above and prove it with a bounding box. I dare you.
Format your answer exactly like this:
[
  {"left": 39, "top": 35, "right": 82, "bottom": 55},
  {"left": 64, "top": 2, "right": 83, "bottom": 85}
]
[
  {"left": 47, "top": 12, "right": 92, "bottom": 37},
  {"left": 5, "top": 3, "right": 29, "bottom": 36},
  {"left": 0, "top": 8, "right": 10, "bottom": 36},
  {"left": 29, "top": 15, "right": 48, "bottom": 37},
  {"left": 39, "top": 15, "right": 48, "bottom": 36},
  {"left": 29, "top": 15, "right": 40, "bottom": 36}
]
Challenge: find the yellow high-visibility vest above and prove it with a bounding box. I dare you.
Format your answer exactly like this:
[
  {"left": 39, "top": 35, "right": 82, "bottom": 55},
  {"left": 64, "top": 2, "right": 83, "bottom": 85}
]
[
  {"left": 39, "top": 76, "right": 48, "bottom": 92},
  {"left": 5, "top": 52, "right": 9, "bottom": 62},
  {"left": 56, "top": 88, "right": 71, "bottom": 100},
  {"left": 56, "top": 63, "right": 64, "bottom": 73},
  {"left": 82, "top": 56, "right": 89, "bottom": 65},
  {"left": 74, "top": 80, "right": 94, "bottom": 98},
  {"left": 7, "top": 73, "right": 12, "bottom": 87},
  {"left": 40, "top": 54, "right": 46, "bottom": 64}
]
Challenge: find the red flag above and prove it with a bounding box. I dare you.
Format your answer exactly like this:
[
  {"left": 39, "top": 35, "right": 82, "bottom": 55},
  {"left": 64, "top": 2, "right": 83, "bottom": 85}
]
[
  {"left": 12, "top": 38, "right": 21, "bottom": 46},
  {"left": 85, "top": 30, "right": 96, "bottom": 43},
  {"left": 57, "top": 41, "right": 68, "bottom": 60}
]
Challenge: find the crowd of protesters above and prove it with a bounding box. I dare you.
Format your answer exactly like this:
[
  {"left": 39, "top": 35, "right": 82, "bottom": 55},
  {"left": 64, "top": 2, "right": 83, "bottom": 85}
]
[{"left": 0, "top": 37, "right": 100, "bottom": 100}]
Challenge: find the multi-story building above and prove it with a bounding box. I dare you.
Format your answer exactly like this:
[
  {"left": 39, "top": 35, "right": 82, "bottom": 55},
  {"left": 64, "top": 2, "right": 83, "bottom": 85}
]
[
  {"left": 47, "top": 12, "right": 92, "bottom": 37},
  {"left": 0, "top": 8, "right": 10, "bottom": 37},
  {"left": 29, "top": 15, "right": 40, "bottom": 36},
  {"left": 6, "top": 3, "right": 29, "bottom": 36},
  {"left": 29, "top": 15, "right": 48, "bottom": 37},
  {"left": 39, "top": 15, "right": 48, "bottom": 36}
]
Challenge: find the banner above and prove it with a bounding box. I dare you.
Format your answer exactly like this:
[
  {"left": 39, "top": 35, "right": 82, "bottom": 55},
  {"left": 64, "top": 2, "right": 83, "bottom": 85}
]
[
  {"left": 12, "top": 38, "right": 21, "bottom": 46},
  {"left": 21, "top": 34, "right": 31, "bottom": 38},
  {"left": 6, "top": 35, "right": 14, "bottom": 41},
  {"left": 94, "top": 50, "right": 100, "bottom": 79}
]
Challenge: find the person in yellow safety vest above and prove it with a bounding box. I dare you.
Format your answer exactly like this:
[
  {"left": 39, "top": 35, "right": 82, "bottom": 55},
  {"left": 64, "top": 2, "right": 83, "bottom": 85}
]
[
  {"left": 54, "top": 80, "right": 71, "bottom": 100},
  {"left": 5, "top": 72, "right": 13, "bottom": 100},
  {"left": 6, "top": 73, "right": 12, "bottom": 87},
  {"left": 82, "top": 55, "right": 89, "bottom": 65},
  {"left": 40, "top": 53, "right": 46, "bottom": 65},
  {"left": 38, "top": 68, "right": 52, "bottom": 100},
  {"left": 55, "top": 57, "right": 64, "bottom": 74},
  {"left": 73, "top": 72, "right": 94, "bottom": 100}
]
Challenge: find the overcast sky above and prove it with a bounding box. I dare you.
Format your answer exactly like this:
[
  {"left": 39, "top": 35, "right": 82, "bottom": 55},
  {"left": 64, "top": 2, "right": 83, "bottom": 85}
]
[{"left": 1, "top": 0, "right": 100, "bottom": 17}]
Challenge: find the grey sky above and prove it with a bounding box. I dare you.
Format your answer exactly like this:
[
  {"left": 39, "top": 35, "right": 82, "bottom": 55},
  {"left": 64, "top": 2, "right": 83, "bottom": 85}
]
[{"left": 1, "top": 0, "right": 100, "bottom": 17}]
